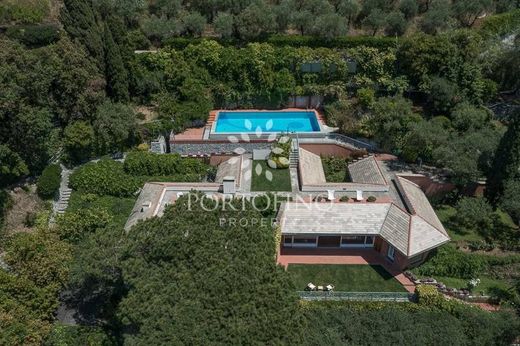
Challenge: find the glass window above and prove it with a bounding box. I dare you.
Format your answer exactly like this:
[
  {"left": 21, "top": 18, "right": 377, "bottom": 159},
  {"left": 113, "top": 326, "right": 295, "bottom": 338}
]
[
  {"left": 365, "top": 236, "right": 374, "bottom": 245},
  {"left": 283, "top": 236, "right": 292, "bottom": 244},
  {"left": 293, "top": 237, "right": 316, "bottom": 244},
  {"left": 341, "top": 236, "right": 365, "bottom": 244}
]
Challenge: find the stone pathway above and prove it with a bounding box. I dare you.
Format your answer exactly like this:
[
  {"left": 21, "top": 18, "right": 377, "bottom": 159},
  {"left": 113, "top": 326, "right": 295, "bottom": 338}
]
[
  {"left": 49, "top": 164, "right": 73, "bottom": 224},
  {"left": 289, "top": 140, "right": 300, "bottom": 193},
  {"left": 289, "top": 168, "right": 299, "bottom": 193},
  {"left": 239, "top": 154, "right": 252, "bottom": 193}
]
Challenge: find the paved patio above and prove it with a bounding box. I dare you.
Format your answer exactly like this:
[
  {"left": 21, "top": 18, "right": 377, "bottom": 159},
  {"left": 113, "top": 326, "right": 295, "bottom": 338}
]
[
  {"left": 172, "top": 127, "right": 205, "bottom": 141},
  {"left": 277, "top": 247, "right": 416, "bottom": 293}
]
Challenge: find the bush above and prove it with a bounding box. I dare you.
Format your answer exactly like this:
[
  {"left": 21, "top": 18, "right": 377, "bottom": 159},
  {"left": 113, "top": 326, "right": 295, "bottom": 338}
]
[
  {"left": 56, "top": 208, "right": 112, "bottom": 243},
  {"left": 415, "top": 246, "right": 486, "bottom": 279},
  {"left": 163, "top": 35, "right": 397, "bottom": 50},
  {"left": 266, "top": 35, "right": 397, "bottom": 49},
  {"left": 415, "top": 285, "right": 444, "bottom": 306},
  {"left": 136, "top": 143, "right": 149, "bottom": 151},
  {"left": 45, "top": 325, "right": 114, "bottom": 346},
  {"left": 124, "top": 151, "right": 209, "bottom": 177},
  {"left": 415, "top": 285, "right": 462, "bottom": 313},
  {"left": 339, "top": 195, "right": 350, "bottom": 202},
  {"left": 70, "top": 160, "right": 139, "bottom": 197},
  {"left": 367, "top": 196, "right": 376, "bottom": 202},
  {"left": 321, "top": 156, "right": 349, "bottom": 182},
  {"left": 24, "top": 212, "right": 37, "bottom": 227},
  {"left": 37, "top": 164, "right": 62, "bottom": 199},
  {"left": 5, "top": 24, "right": 60, "bottom": 47},
  {"left": 467, "top": 240, "right": 496, "bottom": 252},
  {"left": 0, "top": 1, "right": 49, "bottom": 24},
  {"left": 480, "top": 9, "right": 520, "bottom": 38},
  {"left": 356, "top": 87, "right": 375, "bottom": 108},
  {"left": 268, "top": 136, "right": 291, "bottom": 169}
]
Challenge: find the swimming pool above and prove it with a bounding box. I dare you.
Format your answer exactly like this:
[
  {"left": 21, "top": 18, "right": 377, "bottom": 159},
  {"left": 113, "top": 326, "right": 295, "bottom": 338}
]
[{"left": 214, "top": 110, "right": 321, "bottom": 133}]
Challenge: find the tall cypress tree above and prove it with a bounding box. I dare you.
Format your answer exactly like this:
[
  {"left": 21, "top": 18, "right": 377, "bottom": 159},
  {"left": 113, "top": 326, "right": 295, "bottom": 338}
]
[
  {"left": 486, "top": 111, "right": 520, "bottom": 204},
  {"left": 103, "top": 23, "right": 129, "bottom": 102},
  {"left": 60, "top": 0, "right": 105, "bottom": 71}
]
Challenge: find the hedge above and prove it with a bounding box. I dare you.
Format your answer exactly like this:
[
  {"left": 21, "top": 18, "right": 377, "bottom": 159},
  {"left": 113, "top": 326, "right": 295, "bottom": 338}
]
[
  {"left": 37, "top": 164, "right": 62, "bottom": 199},
  {"left": 5, "top": 24, "right": 60, "bottom": 47},
  {"left": 123, "top": 151, "right": 209, "bottom": 177},
  {"left": 480, "top": 9, "right": 520, "bottom": 38},
  {"left": 414, "top": 245, "right": 486, "bottom": 279},
  {"left": 69, "top": 160, "right": 139, "bottom": 197},
  {"left": 164, "top": 35, "right": 397, "bottom": 50}
]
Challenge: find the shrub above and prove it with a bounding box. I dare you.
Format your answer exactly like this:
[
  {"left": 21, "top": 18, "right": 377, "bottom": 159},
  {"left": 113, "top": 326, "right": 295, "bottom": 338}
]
[
  {"left": 266, "top": 35, "right": 397, "bottom": 49},
  {"left": 24, "top": 212, "right": 37, "bottom": 227},
  {"left": 136, "top": 143, "right": 149, "bottom": 151},
  {"left": 339, "top": 195, "right": 350, "bottom": 202},
  {"left": 452, "top": 197, "right": 496, "bottom": 234},
  {"left": 5, "top": 24, "right": 60, "bottom": 47},
  {"left": 356, "top": 87, "right": 375, "bottom": 108},
  {"left": 124, "top": 151, "right": 209, "bottom": 177},
  {"left": 415, "top": 285, "right": 462, "bottom": 313},
  {"left": 46, "top": 325, "right": 115, "bottom": 346},
  {"left": 367, "top": 196, "right": 376, "bottom": 202},
  {"left": 321, "top": 156, "right": 349, "bottom": 182},
  {"left": 0, "top": 1, "right": 49, "bottom": 24},
  {"left": 415, "top": 246, "right": 486, "bottom": 279},
  {"left": 37, "top": 164, "right": 62, "bottom": 199},
  {"left": 415, "top": 285, "right": 444, "bottom": 306},
  {"left": 69, "top": 160, "right": 139, "bottom": 197},
  {"left": 163, "top": 35, "right": 397, "bottom": 50},
  {"left": 56, "top": 208, "right": 112, "bottom": 243},
  {"left": 467, "top": 240, "right": 496, "bottom": 251},
  {"left": 480, "top": 9, "right": 520, "bottom": 38},
  {"left": 268, "top": 136, "right": 291, "bottom": 169}
]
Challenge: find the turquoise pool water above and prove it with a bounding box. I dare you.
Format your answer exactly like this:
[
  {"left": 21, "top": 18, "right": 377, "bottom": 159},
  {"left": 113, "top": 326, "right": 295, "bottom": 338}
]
[{"left": 214, "top": 111, "right": 320, "bottom": 133}]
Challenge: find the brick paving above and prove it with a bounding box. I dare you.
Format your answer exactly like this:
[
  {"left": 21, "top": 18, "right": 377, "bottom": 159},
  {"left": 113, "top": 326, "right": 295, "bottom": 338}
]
[{"left": 172, "top": 127, "right": 205, "bottom": 141}]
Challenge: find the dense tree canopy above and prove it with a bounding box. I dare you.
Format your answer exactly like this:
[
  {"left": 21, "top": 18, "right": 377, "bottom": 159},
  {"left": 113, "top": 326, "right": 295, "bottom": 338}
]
[
  {"left": 487, "top": 112, "right": 520, "bottom": 204},
  {"left": 0, "top": 145, "right": 28, "bottom": 188},
  {"left": 1, "top": 1, "right": 520, "bottom": 344}
]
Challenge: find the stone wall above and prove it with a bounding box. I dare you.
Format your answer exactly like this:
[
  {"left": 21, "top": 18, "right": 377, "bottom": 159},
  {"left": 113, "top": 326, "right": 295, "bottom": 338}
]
[
  {"left": 300, "top": 143, "right": 354, "bottom": 158},
  {"left": 398, "top": 174, "right": 456, "bottom": 198}
]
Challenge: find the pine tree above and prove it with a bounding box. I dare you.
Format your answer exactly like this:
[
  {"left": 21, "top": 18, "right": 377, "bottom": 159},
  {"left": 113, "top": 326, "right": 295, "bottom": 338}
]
[
  {"left": 103, "top": 23, "right": 129, "bottom": 102},
  {"left": 486, "top": 111, "right": 520, "bottom": 204},
  {"left": 60, "top": 0, "right": 105, "bottom": 71}
]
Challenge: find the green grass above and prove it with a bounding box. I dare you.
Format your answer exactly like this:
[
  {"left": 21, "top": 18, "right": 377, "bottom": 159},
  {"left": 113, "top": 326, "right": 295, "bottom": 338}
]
[
  {"left": 426, "top": 276, "right": 510, "bottom": 296},
  {"left": 288, "top": 264, "right": 406, "bottom": 292},
  {"left": 251, "top": 161, "right": 292, "bottom": 192},
  {"left": 436, "top": 205, "right": 518, "bottom": 243},
  {"left": 68, "top": 191, "right": 136, "bottom": 228},
  {"left": 435, "top": 205, "right": 485, "bottom": 242}
]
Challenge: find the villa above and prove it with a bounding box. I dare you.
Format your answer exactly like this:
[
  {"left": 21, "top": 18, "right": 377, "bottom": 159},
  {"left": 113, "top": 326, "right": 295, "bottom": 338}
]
[{"left": 128, "top": 108, "right": 450, "bottom": 271}]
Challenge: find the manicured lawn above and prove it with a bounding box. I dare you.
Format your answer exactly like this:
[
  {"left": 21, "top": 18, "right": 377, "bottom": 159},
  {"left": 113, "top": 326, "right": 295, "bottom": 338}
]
[
  {"left": 251, "top": 160, "right": 292, "bottom": 192},
  {"left": 288, "top": 264, "right": 406, "bottom": 292}
]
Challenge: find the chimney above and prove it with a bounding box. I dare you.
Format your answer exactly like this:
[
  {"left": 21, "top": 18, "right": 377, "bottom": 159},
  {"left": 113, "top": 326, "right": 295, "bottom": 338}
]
[{"left": 223, "top": 176, "right": 236, "bottom": 195}]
